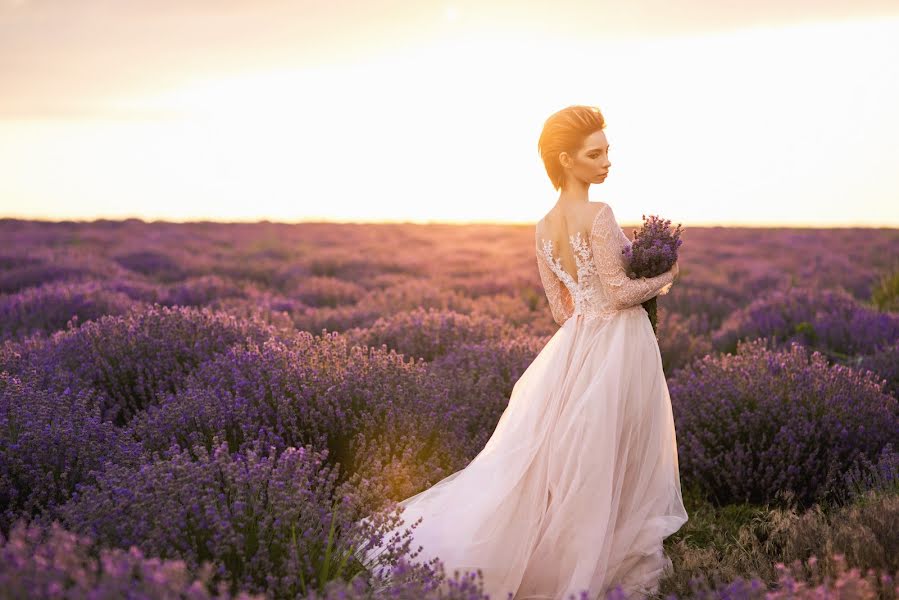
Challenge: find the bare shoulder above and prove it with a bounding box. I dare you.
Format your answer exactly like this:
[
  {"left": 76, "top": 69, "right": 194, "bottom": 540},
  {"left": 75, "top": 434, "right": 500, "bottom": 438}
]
[
  {"left": 587, "top": 201, "right": 612, "bottom": 227},
  {"left": 588, "top": 201, "right": 610, "bottom": 216},
  {"left": 535, "top": 216, "right": 546, "bottom": 239}
]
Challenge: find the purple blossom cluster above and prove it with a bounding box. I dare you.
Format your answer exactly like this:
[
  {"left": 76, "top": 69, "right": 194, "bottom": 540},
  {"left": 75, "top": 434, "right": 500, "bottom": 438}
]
[
  {"left": 840, "top": 444, "right": 899, "bottom": 503},
  {"left": 659, "top": 282, "right": 741, "bottom": 333},
  {"left": 621, "top": 214, "right": 684, "bottom": 279},
  {"left": 52, "top": 440, "right": 374, "bottom": 598},
  {"left": 669, "top": 338, "right": 899, "bottom": 507},
  {"left": 4, "top": 304, "right": 280, "bottom": 425},
  {"left": 293, "top": 283, "right": 479, "bottom": 339},
  {"left": 113, "top": 248, "right": 190, "bottom": 281},
  {"left": 161, "top": 274, "right": 251, "bottom": 308},
  {"left": 858, "top": 339, "right": 899, "bottom": 397},
  {"left": 0, "top": 279, "right": 137, "bottom": 341},
  {"left": 2, "top": 316, "right": 463, "bottom": 596},
  {"left": 428, "top": 334, "right": 547, "bottom": 456},
  {"left": 294, "top": 275, "right": 367, "bottom": 308},
  {"left": 344, "top": 307, "right": 517, "bottom": 363},
  {"left": 655, "top": 308, "right": 714, "bottom": 376},
  {"left": 0, "top": 247, "right": 131, "bottom": 294},
  {"left": 712, "top": 286, "right": 899, "bottom": 361},
  {"left": 683, "top": 554, "right": 899, "bottom": 599},
  {"left": 620, "top": 214, "right": 684, "bottom": 335},
  {"left": 0, "top": 371, "right": 144, "bottom": 533},
  {"left": 0, "top": 519, "right": 265, "bottom": 599},
  {"left": 128, "top": 331, "right": 472, "bottom": 502}
]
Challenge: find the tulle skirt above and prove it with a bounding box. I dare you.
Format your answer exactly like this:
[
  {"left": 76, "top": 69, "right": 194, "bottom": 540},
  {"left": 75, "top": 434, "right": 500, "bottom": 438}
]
[{"left": 359, "top": 305, "right": 689, "bottom": 600}]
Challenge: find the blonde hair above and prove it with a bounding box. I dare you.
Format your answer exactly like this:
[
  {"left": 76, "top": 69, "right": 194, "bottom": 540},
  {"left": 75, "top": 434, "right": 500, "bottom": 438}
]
[{"left": 537, "top": 105, "right": 606, "bottom": 191}]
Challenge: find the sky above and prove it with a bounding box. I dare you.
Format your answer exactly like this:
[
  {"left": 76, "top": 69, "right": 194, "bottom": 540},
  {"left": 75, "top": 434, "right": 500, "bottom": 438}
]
[{"left": 1, "top": 0, "right": 899, "bottom": 226}]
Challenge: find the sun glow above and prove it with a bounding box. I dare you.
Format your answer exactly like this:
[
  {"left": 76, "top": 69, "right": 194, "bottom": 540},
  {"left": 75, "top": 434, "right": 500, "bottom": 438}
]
[{"left": 2, "top": 17, "right": 898, "bottom": 225}]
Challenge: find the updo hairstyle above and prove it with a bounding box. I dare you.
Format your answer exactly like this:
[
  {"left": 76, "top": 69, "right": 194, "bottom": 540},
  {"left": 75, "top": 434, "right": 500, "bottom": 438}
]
[{"left": 537, "top": 105, "right": 606, "bottom": 191}]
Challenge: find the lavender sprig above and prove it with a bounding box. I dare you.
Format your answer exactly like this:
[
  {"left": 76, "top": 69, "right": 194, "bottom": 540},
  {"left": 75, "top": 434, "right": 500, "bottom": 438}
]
[{"left": 621, "top": 214, "right": 684, "bottom": 335}]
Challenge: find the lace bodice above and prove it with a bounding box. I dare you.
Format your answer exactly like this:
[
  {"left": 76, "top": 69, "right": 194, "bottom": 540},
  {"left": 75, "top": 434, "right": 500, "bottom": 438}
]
[{"left": 535, "top": 202, "right": 675, "bottom": 326}]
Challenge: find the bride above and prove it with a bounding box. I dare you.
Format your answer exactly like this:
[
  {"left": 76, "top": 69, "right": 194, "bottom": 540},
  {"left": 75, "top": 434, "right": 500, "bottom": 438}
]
[{"left": 358, "top": 105, "right": 689, "bottom": 600}]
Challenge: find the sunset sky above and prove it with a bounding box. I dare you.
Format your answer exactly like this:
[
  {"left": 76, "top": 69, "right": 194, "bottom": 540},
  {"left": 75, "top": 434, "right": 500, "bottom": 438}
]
[{"left": 1, "top": 0, "right": 898, "bottom": 226}]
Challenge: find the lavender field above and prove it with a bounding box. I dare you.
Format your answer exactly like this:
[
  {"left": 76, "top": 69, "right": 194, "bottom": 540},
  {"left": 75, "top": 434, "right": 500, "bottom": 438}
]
[{"left": 1, "top": 218, "right": 898, "bottom": 599}]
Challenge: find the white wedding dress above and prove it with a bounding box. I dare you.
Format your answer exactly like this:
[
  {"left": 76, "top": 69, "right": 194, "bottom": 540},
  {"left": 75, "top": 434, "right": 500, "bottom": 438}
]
[{"left": 358, "top": 202, "right": 688, "bottom": 600}]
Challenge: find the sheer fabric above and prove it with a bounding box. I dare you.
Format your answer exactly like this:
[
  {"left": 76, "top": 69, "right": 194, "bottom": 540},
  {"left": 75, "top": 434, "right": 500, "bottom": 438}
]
[
  {"left": 536, "top": 202, "right": 674, "bottom": 327},
  {"left": 358, "top": 202, "right": 688, "bottom": 599}
]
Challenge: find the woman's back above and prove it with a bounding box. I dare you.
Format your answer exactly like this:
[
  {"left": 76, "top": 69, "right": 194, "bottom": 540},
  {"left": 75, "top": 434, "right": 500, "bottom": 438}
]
[
  {"left": 535, "top": 201, "right": 676, "bottom": 327},
  {"left": 536, "top": 202, "right": 604, "bottom": 286}
]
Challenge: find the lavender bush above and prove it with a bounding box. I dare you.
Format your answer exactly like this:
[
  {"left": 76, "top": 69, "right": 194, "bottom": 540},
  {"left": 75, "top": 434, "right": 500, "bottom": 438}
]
[
  {"left": 0, "top": 279, "right": 137, "bottom": 341},
  {"left": 113, "top": 249, "right": 189, "bottom": 281},
  {"left": 0, "top": 371, "right": 144, "bottom": 535},
  {"left": 160, "top": 274, "right": 250, "bottom": 308},
  {"left": 5, "top": 303, "right": 280, "bottom": 425},
  {"left": 658, "top": 284, "right": 735, "bottom": 334},
  {"left": 294, "top": 275, "right": 367, "bottom": 308},
  {"left": 682, "top": 554, "right": 899, "bottom": 599},
  {"left": 428, "top": 335, "right": 545, "bottom": 456},
  {"left": 655, "top": 307, "right": 715, "bottom": 376},
  {"left": 840, "top": 445, "right": 899, "bottom": 504},
  {"left": 0, "top": 247, "right": 131, "bottom": 295},
  {"left": 323, "top": 558, "right": 491, "bottom": 600},
  {"left": 129, "top": 331, "right": 471, "bottom": 504},
  {"left": 669, "top": 338, "right": 899, "bottom": 507},
  {"left": 344, "top": 307, "right": 517, "bottom": 364},
  {"left": 0, "top": 519, "right": 265, "bottom": 599},
  {"left": 353, "top": 279, "right": 476, "bottom": 317},
  {"left": 54, "top": 440, "right": 372, "bottom": 598},
  {"left": 712, "top": 286, "right": 899, "bottom": 360},
  {"left": 858, "top": 339, "right": 899, "bottom": 398}
]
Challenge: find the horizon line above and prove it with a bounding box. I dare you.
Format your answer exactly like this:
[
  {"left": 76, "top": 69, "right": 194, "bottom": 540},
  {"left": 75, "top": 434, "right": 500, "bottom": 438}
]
[{"left": 1, "top": 216, "right": 897, "bottom": 229}]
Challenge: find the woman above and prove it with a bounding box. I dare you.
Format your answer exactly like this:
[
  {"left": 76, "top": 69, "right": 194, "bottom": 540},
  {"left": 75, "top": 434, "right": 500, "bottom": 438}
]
[{"left": 360, "top": 105, "right": 688, "bottom": 600}]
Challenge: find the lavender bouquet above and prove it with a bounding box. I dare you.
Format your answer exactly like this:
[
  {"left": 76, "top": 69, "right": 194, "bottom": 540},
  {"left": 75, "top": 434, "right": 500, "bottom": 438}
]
[{"left": 621, "top": 214, "right": 683, "bottom": 336}]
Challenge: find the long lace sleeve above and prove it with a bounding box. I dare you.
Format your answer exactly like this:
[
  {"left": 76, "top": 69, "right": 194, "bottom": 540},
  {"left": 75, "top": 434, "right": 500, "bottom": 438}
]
[
  {"left": 535, "top": 234, "right": 574, "bottom": 326},
  {"left": 590, "top": 204, "right": 674, "bottom": 310}
]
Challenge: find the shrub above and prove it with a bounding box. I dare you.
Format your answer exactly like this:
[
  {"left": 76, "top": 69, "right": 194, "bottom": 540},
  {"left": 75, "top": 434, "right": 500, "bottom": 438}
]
[
  {"left": 293, "top": 276, "right": 366, "bottom": 308},
  {"left": 840, "top": 445, "right": 899, "bottom": 505},
  {"left": 55, "top": 440, "right": 368, "bottom": 598},
  {"left": 113, "top": 249, "right": 187, "bottom": 281},
  {"left": 0, "top": 279, "right": 136, "bottom": 341},
  {"left": 682, "top": 554, "right": 899, "bottom": 599},
  {"left": 344, "top": 307, "right": 516, "bottom": 363},
  {"left": 129, "top": 332, "right": 470, "bottom": 504},
  {"left": 0, "top": 519, "right": 264, "bottom": 599},
  {"left": 428, "top": 335, "right": 545, "bottom": 457},
  {"left": 0, "top": 251, "right": 125, "bottom": 294},
  {"left": 313, "top": 557, "right": 495, "bottom": 600},
  {"left": 161, "top": 274, "right": 249, "bottom": 308},
  {"left": 0, "top": 372, "right": 144, "bottom": 535},
  {"left": 658, "top": 283, "right": 740, "bottom": 333},
  {"left": 7, "top": 304, "right": 279, "bottom": 425},
  {"left": 669, "top": 338, "right": 899, "bottom": 507},
  {"left": 656, "top": 308, "right": 714, "bottom": 376},
  {"left": 858, "top": 339, "right": 899, "bottom": 398},
  {"left": 712, "top": 286, "right": 899, "bottom": 359}
]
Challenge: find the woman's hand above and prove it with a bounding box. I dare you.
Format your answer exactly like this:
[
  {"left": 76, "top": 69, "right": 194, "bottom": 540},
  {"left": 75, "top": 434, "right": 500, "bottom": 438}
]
[{"left": 670, "top": 261, "right": 680, "bottom": 281}]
